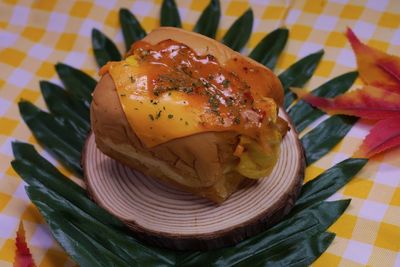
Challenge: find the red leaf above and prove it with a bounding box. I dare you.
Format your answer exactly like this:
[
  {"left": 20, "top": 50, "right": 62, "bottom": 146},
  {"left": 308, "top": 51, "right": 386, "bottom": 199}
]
[
  {"left": 378, "top": 58, "right": 400, "bottom": 84},
  {"left": 14, "top": 222, "right": 36, "bottom": 267},
  {"left": 291, "top": 86, "right": 400, "bottom": 120},
  {"left": 355, "top": 116, "right": 400, "bottom": 158},
  {"left": 346, "top": 28, "right": 400, "bottom": 92}
]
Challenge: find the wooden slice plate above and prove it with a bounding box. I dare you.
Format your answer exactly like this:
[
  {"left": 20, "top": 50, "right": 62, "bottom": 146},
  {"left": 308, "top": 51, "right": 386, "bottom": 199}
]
[{"left": 83, "top": 115, "right": 305, "bottom": 250}]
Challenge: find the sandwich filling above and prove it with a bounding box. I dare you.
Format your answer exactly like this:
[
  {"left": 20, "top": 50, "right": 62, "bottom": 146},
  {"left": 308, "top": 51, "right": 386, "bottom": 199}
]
[{"left": 99, "top": 39, "right": 288, "bottom": 179}]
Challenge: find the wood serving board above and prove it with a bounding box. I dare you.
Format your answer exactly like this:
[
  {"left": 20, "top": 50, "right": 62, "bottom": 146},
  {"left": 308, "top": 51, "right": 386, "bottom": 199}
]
[{"left": 83, "top": 122, "right": 305, "bottom": 250}]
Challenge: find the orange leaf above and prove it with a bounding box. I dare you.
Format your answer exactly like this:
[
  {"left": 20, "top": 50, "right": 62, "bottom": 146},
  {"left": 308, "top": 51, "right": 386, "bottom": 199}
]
[
  {"left": 14, "top": 222, "right": 36, "bottom": 267},
  {"left": 355, "top": 116, "right": 400, "bottom": 158},
  {"left": 346, "top": 28, "right": 400, "bottom": 92},
  {"left": 291, "top": 86, "right": 400, "bottom": 120}
]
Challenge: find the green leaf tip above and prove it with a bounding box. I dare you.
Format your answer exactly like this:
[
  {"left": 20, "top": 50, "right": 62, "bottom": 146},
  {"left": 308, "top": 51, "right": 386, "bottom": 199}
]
[
  {"left": 18, "top": 100, "right": 84, "bottom": 176},
  {"left": 18, "top": 100, "right": 40, "bottom": 120},
  {"left": 11, "top": 140, "right": 35, "bottom": 160},
  {"left": 301, "top": 115, "right": 358, "bottom": 165},
  {"left": 249, "top": 27, "right": 289, "bottom": 70},
  {"left": 281, "top": 49, "right": 325, "bottom": 109},
  {"left": 221, "top": 8, "right": 254, "bottom": 52},
  {"left": 55, "top": 62, "right": 96, "bottom": 109},
  {"left": 160, "top": 0, "right": 182, "bottom": 28},
  {"left": 91, "top": 28, "right": 122, "bottom": 68},
  {"left": 295, "top": 158, "right": 367, "bottom": 209},
  {"left": 119, "top": 8, "right": 146, "bottom": 51},
  {"left": 39, "top": 80, "right": 90, "bottom": 138},
  {"left": 193, "top": 0, "right": 221, "bottom": 39}
]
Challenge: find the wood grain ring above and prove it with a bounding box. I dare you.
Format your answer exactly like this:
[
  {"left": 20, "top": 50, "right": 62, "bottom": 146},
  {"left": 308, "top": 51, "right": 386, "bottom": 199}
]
[{"left": 83, "top": 115, "right": 305, "bottom": 250}]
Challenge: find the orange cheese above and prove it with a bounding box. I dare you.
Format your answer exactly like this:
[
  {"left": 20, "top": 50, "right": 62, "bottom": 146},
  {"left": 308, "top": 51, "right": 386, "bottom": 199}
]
[{"left": 101, "top": 40, "right": 283, "bottom": 148}]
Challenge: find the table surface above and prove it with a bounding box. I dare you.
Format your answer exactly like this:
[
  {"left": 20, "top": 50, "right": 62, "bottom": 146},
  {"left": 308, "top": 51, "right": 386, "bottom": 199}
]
[{"left": 0, "top": 0, "right": 399, "bottom": 266}]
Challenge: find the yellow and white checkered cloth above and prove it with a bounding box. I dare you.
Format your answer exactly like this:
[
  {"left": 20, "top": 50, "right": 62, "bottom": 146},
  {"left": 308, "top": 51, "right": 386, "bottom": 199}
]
[{"left": 0, "top": 0, "right": 399, "bottom": 266}]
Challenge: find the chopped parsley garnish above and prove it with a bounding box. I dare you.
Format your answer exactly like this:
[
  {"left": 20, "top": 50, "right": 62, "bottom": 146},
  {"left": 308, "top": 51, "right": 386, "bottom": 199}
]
[
  {"left": 156, "top": 110, "right": 162, "bottom": 119},
  {"left": 181, "top": 87, "right": 194, "bottom": 93},
  {"left": 226, "top": 97, "right": 234, "bottom": 106},
  {"left": 222, "top": 79, "right": 230, "bottom": 88},
  {"left": 209, "top": 95, "right": 219, "bottom": 112},
  {"left": 168, "top": 114, "right": 173, "bottom": 119}
]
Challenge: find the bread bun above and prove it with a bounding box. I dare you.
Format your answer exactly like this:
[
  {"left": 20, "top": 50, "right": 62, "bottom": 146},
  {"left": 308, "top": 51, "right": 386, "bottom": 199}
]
[{"left": 90, "top": 27, "right": 287, "bottom": 203}]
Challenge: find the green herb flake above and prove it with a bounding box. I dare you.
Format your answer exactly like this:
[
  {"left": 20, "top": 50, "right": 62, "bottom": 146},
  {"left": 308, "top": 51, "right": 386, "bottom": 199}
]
[
  {"left": 168, "top": 114, "right": 173, "bottom": 119},
  {"left": 209, "top": 95, "right": 219, "bottom": 111},
  {"left": 226, "top": 97, "right": 234, "bottom": 106},
  {"left": 148, "top": 114, "right": 154, "bottom": 121},
  {"left": 182, "top": 87, "right": 194, "bottom": 94},
  {"left": 222, "top": 79, "right": 230, "bottom": 88},
  {"left": 156, "top": 110, "right": 162, "bottom": 119}
]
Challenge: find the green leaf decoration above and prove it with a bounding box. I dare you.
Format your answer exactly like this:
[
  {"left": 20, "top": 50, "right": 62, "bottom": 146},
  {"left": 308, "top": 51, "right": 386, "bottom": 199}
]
[
  {"left": 55, "top": 63, "right": 97, "bottom": 109},
  {"left": 28, "top": 186, "right": 175, "bottom": 267},
  {"left": 178, "top": 200, "right": 349, "bottom": 266},
  {"left": 12, "top": 142, "right": 176, "bottom": 266},
  {"left": 12, "top": 142, "right": 121, "bottom": 227},
  {"left": 160, "top": 0, "right": 182, "bottom": 28},
  {"left": 294, "top": 158, "right": 368, "bottom": 210},
  {"left": 301, "top": 115, "right": 358, "bottom": 165},
  {"left": 288, "top": 71, "right": 358, "bottom": 132},
  {"left": 11, "top": 142, "right": 85, "bottom": 193},
  {"left": 27, "top": 188, "right": 131, "bottom": 267},
  {"left": 119, "top": 8, "right": 147, "bottom": 51},
  {"left": 193, "top": 0, "right": 221, "bottom": 39},
  {"left": 249, "top": 28, "right": 289, "bottom": 70},
  {"left": 17, "top": 101, "right": 83, "bottom": 176},
  {"left": 279, "top": 50, "right": 324, "bottom": 109},
  {"left": 11, "top": 139, "right": 352, "bottom": 267},
  {"left": 12, "top": 6, "right": 371, "bottom": 267},
  {"left": 230, "top": 232, "right": 335, "bottom": 267},
  {"left": 40, "top": 81, "right": 90, "bottom": 138},
  {"left": 221, "top": 8, "right": 254, "bottom": 52},
  {"left": 92, "top": 29, "right": 122, "bottom": 68}
]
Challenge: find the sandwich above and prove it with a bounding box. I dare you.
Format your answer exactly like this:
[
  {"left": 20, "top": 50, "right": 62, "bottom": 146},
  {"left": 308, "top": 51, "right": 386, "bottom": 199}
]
[{"left": 90, "top": 27, "right": 289, "bottom": 203}]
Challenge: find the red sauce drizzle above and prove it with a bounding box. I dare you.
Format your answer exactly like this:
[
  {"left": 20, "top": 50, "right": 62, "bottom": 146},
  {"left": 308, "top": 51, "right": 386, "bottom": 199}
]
[{"left": 129, "top": 39, "right": 279, "bottom": 132}]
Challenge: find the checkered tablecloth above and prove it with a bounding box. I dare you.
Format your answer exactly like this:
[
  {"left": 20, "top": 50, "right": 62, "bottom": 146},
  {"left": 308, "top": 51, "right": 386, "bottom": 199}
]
[{"left": 0, "top": 0, "right": 399, "bottom": 266}]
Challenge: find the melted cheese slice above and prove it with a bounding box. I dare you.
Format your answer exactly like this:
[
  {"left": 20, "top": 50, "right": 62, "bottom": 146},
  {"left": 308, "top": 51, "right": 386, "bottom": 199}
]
[
  {"left": 101, "top": 39, "right": 284, "bottom": 149},
  {"left": 107, "top": 61, "right": 205, "bottom": 147}
]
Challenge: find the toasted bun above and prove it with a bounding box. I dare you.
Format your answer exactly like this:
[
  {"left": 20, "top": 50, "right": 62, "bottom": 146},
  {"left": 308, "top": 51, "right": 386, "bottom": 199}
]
[{"left": 90, "top": 27, "right": 285, "bottom": 203}]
